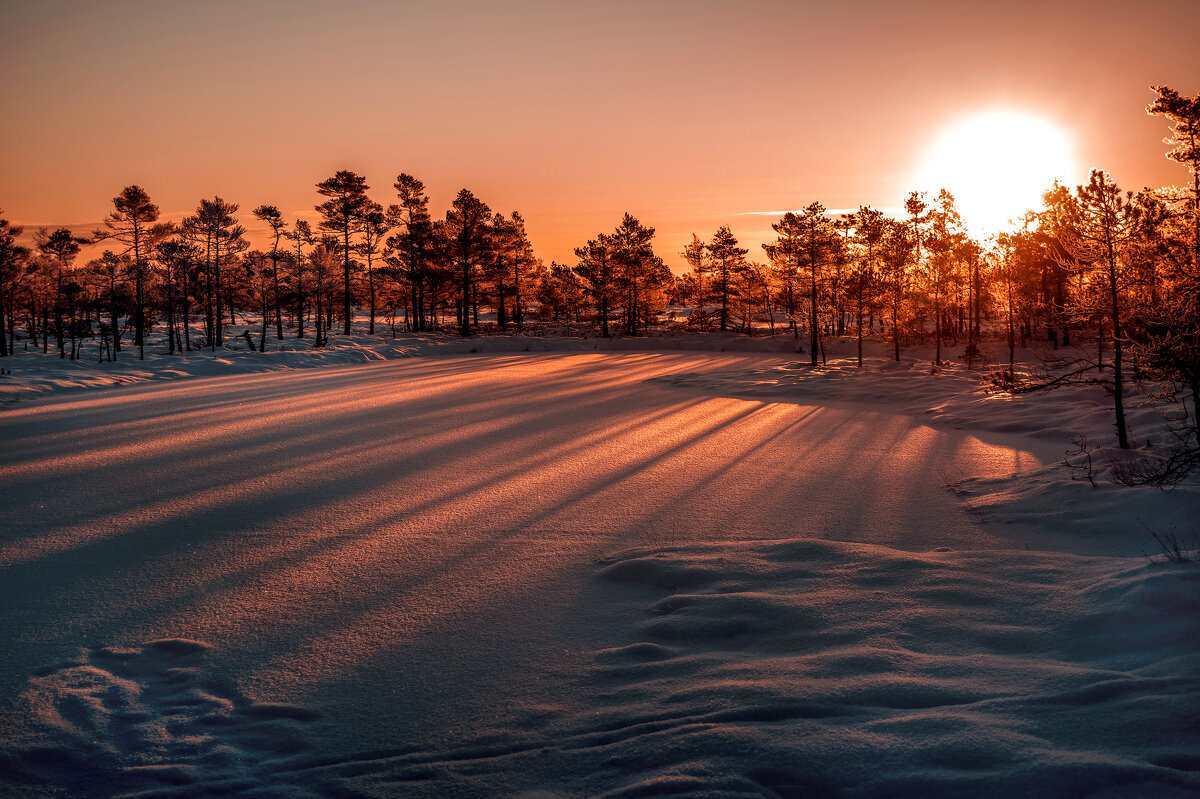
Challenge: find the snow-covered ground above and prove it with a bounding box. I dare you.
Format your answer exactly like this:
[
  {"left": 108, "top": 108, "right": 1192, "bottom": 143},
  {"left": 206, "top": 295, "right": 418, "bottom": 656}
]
[{"left": 0, "top": 330, "right": 1197, "bottom": 798}]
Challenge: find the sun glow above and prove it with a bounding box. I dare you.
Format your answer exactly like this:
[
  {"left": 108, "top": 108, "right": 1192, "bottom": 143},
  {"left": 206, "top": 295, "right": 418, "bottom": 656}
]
[{"left": 914, "top": 111, "right": 1077, "bottom": 235}]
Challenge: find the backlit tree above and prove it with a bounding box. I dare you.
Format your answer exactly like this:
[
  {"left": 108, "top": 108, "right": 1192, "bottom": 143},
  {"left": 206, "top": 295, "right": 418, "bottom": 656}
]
[{"left": 315, "top": 170, "right": 370, "bottom": 335}]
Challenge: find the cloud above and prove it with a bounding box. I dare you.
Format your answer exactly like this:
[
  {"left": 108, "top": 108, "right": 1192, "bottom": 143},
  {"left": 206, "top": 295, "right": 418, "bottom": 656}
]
[{"left": 739, "top": 208, "right": 902, "bottom": 217}]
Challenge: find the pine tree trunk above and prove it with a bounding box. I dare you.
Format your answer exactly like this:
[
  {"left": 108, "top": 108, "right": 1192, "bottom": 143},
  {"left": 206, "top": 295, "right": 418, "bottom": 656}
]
[{"left": 1107, "top": 248, "right": 1130, "bottom": 448}]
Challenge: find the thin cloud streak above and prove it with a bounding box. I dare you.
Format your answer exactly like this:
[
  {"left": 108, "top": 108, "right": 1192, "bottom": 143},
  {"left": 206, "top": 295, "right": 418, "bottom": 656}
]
[{"left": 739, "top": 208, "right": 902, "bottom": 217}]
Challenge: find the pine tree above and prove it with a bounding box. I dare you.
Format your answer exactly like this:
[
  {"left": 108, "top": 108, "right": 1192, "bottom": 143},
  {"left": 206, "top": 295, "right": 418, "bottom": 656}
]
[
  {"left": 574, "top": 234, "right": 617, "bottom": 338},
  {"left": 681, "top": 234, "right": 709, "bottom": 329},
  {"left": 35, "top": 228, "right": 85, "bottom": 358},
  {"left": 706, "top": 225, "right": 747, "bottom": 333},
  {"left": 925, "top": 189, "right": 964, "bottom": 365},
  {"left": 154, "top": 236, "right": 200, "bottom": 355},
  {"left": 93, "top": 186, "right": 165, "bottom": 360},
  {"left": 356, "top": 202, "right": 391, "bottom": 335},
  {"left": 612, "top": 214, "right": 661, "bottom": 335},
  {"left": 879, "top": 219, "right": 913, "bottom": 362},
  {"left": 763, "top": 218, "right": 803, "bottom": 341},
  {"left": 770, "top": 204, "right": 838, "bottom": 365},
  {"left": 183, "top": 198, "right": 245, "bottom": 350},
  {"left": 1043, "top": 170, "right": 1147, "bottom": 448},
  {"left": 387, "top": 174, "right": 435, "bottom": 332},
  {"left": 442, "top": 189, "right": 492, "bottom": 336},
  {"left": 284, "top": 219, "right": 315, "bottom": 338},
  {"left": 850, "top": 206, "right": 886, "bottom": 367},
  {"left": 253, "top": 205, "right": 288, "bottom": 340},
  {"left": 1147, "top": 86, "right": 1200, "bottom": 271},
  {"left": 0, "top": 213, "right": 31, "bottom": 357},
  {"left": 315, "top": 170, "right": 370, "bottom": 335}
]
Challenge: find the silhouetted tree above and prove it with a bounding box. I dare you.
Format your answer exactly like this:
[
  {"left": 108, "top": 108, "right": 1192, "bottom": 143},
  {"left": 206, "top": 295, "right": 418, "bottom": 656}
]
[
  {"left": 536, "top": 261, "right": 586, "bottom": 325},
  {"left": 154, "top": 236, "right": 200, "bottom": 354},
  {"left": 94, "top": 186, "right": 164, "bottom": 360},
  {"left": 681, "top": 234, "right": 710, "bottom": 329},
  {"left": 880, "top": 218, "right": 913, "bottom": 361},
  {"left": 706, "top": 225, "right": 747, "bottom": 332},
  {"left": 0, "top": 213, "right": 31, "bottom": 356},
  {"left": 86, "top": 250, "right": 131, "bottom": 360},
  {"left": 612, "top": 214, "right": 663, "bottom": 335},
  {"left": 387, "top": 174, "right": 435, "bottom": 332},
  {"left": 183, "top": 197, "right": 244, "bottom": 349},
  {"left": 926, "top": 189, "right": 964, "bottom": 364},
  {"left": 850, "top": 206, "right": 886, "bottom": 367},
  {"left": 785, "top": 203, "right": 839, "bottom": 366},
  {"left": 763, "top": 220, "right": 803, "bottom": 340},
  {"left": 35, "top": 227, "right": 85, "bottom": 358},
  {"left": 316, "top": 170, "right": 370, "bottom": 335},
  {"left": 356, "top": 201, "right": 391, "bottom": 335},
  {"left": 307, "top": 239, "right": 338, "bottom": 347},
  {"left": 284, "top": 219, "right": 315, "bottom": 337},
  {"left": 574, "top": 233, "right": 617, "bottom": 337},
  {"left": 253, "top": 205, "right": 288, "bottom": 340},
  {"left": 502, "top": 212, "right": 536, "bottom": 330},
  {"left": 442, "top": 189, "right": 492, "bottom": 336}
]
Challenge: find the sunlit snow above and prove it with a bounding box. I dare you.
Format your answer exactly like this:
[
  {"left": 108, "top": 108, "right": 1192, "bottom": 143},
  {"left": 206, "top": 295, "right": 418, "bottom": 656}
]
[{"left": 1, "top": 333, "right": 1196, "bottom": 797}]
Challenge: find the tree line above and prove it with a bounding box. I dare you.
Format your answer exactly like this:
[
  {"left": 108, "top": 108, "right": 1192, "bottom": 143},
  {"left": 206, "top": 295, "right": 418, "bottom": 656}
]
[{"left": 0, "top": 85, "right": 1197, "bottom": 472}]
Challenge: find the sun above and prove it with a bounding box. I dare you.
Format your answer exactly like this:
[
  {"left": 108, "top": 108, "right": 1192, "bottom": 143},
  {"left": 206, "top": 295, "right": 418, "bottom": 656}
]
[{"left": 914, "top": 111, "right": 1077, "bottom": 235}]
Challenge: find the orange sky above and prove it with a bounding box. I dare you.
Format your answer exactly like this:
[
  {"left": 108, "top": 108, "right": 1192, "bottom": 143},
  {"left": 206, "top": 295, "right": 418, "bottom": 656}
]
[{"left": 2, "top": 0, "right": 1198, "bottom": 270}]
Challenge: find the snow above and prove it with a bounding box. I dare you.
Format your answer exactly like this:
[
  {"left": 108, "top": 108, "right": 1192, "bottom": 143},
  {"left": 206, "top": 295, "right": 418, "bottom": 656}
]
[{"left": 1, "top": 330, "right": 1197, "bottom": 797}]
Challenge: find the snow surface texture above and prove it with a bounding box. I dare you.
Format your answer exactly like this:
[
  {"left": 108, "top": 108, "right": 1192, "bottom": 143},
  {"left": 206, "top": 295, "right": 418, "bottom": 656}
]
[
  {"left": 2, "top": 639, "right": 328, "bottom": 797},
  {"left": 1, "top": 334, "right": 1198, "bottom": 797}
]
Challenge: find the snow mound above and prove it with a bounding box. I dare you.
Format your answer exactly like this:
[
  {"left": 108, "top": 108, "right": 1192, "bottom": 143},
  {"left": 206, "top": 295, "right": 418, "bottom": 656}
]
[
  {"left": 955, "top": 459, "right": 1200, "bottom": 553},
  {"left": 0, "top": 639, "right": 328, "bottom": 798},
  {"left": 320, "top": 539, "right": 1200, "bottom": 797},
  {"left": 580, "top": 541, "right": 1200, "bottom": 797}
]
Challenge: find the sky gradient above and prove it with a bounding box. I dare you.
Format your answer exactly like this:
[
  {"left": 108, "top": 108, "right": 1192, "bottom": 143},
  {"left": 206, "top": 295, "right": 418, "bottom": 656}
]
[{"left": 3, "top": 0, "right": 1198, "bottom": 269}]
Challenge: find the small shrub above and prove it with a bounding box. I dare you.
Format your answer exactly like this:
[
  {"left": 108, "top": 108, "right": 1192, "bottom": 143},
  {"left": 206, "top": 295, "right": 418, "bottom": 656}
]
[{"left": 1145, "top": 529, "right": 1199, "bottom": 564}]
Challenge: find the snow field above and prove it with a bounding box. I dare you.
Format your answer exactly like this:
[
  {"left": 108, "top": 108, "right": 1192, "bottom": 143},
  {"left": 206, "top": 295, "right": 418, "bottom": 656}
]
[{"left": 1, "top": 338, "right": 1197, "bottom": 797}]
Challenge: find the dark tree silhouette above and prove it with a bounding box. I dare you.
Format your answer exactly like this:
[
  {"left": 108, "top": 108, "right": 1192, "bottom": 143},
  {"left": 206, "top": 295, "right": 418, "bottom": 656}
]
[
  {"left": 387, "top": 174, "right": 435, "bottom": 332},
  {"left": 850, "top": 206, "right": 886, "bottom": 367},
  {"left": 490, "top": 211, "right": 535, "bottom": 331},
  {"left": 356, "top": 201, "right": 391, "bottom": 335},
  {"left": 770, "top": 204, "right": 838, "bottom": 366},
  {"left": 442, "top": 189, "right": 492, "bottom": 337},
  {"left": 35, "top": 227, "right": 85, "bottom": 358},
  {"left": 925, "top": 189, "right": 964, "bottom": 365},
  {"left": 285, "top": 219, "right": 315, "bottom": 338},
  {"left": 880, "top": 218, "right": 913, "bottom": 361},
  {"left": 681, "top": 234, "right": 710, "bottom": 329},
  {"left": 93, "top": 186, "right": 165, "bottom": 360},
  {"left": 316, "top": 170, "right": 370, "bottom": 335},
  {"left": 183, "top": 197, "right": 244, "bottom": 349},
  {"left": 763, "top": 222, "right": 803, "bottom": 340},
  {"left": 253, "top": 205, "right": 288, "bottom": 340},
  {"left": 574, "top": 233, "right": 617, "bottom": 338},
  {"left": 154, "top": 236, "right": 200, "bottom": 355},
  {"left": 611, "top": 214, "right": 663, "bottom": 336},
  {"left": 706, "top": 225, "right": 747, "bottom": 333},
  {"left": 0, "top": 213, "right": 31, "bottom": 357}
]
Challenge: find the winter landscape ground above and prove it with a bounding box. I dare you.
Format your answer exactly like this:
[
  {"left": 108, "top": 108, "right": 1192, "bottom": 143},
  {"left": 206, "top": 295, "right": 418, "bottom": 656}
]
[{"left": 0, "top": 331, "right": 1197, "bottom": 798}]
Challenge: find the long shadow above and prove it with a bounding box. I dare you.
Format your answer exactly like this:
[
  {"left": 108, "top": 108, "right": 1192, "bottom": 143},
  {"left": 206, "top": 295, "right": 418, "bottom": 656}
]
[
  {"left": 2, "top": 352, "right": 830, "bottom": 710},
  {"left": 0, "top": 354, "right": 697, "bottom": 528},
  {"left": 0, "top": 375, "right": 705, "bottom": 564}
]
